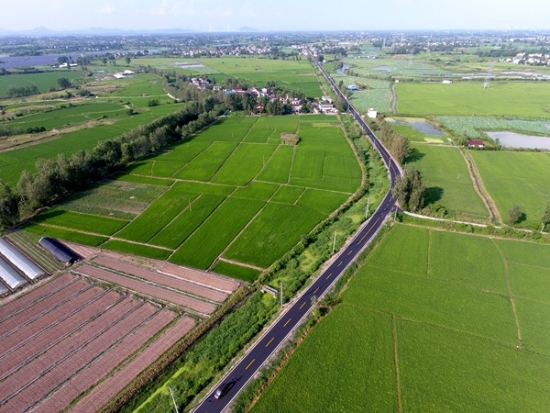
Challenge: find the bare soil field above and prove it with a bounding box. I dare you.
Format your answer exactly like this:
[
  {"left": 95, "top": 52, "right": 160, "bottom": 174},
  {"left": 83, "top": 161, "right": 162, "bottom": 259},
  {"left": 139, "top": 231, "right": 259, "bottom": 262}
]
[
  {"left": 0, "top": 272, "right": 196, "bottom": 413},
  {"left": 74, "top": 264, "right": 218, "bottom": 315},
  {"left": 92, "top": 255, "right": 229, "bottom": 303},
  {"left": 0, "top": 241, "right": 243, "bottom": 412}
]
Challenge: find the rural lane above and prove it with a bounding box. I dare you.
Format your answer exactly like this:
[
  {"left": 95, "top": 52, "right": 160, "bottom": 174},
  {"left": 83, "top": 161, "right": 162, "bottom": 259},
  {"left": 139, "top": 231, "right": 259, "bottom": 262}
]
[{"left": 191, "top": 54, "right": 401, "bottom": 413}]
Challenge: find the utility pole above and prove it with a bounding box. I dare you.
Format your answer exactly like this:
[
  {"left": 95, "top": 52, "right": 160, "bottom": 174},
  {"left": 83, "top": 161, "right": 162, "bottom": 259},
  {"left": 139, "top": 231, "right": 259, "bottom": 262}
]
[
  {"left": 332, "top": 231, "right": 337, "bottom": 254},
  {"left": 188, "top": 198, "right": 192, "bottom": 211},
  {"left": 280, "top": 282, "right": 283, "bottom": 307},
  {"left": 365, "top": 200, "right": 371, "bottom": 219},
  {"left": 169, "top": 387, "right": 179, "bottom": 413}
]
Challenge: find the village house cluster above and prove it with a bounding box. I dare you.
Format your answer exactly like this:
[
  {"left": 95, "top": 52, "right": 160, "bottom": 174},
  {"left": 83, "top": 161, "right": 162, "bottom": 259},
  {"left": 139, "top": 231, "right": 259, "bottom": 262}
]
[{"left": 506, "top": 52, "right": 550, "bottom": 66}]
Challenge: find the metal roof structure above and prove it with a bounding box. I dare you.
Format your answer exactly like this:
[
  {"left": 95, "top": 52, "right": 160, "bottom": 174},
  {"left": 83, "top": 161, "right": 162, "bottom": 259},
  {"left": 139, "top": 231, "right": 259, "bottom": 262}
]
[
  {"left": 0, "top": 257, "right": 27, "bottom": 289},
  {"left": 0, "top": 238, "right": 45, "bottom": 280},
  {"left": 0, "top": 282, "right": 8, "bottom": 295},
  {"left": 38, "top": 237, "right": 79, "bottom": 265}
]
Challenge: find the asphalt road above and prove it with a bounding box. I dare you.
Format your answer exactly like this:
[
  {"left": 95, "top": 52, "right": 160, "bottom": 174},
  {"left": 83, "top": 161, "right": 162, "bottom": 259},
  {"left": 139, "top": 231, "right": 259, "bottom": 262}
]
[{"left": 192, "top": 56, "right": 400, "bottom": 413}]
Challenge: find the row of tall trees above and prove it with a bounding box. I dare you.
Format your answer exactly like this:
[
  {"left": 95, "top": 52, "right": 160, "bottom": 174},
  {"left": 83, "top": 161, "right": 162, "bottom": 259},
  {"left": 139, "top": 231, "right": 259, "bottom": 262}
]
[
  {"left": 368, "top": 119, "right": 410, "bottom": 165},
  {"left": 0, "top": 100, "right": 223, "bottom": 230},
  {"left": 6, "top": 85, "right": 40, "bottom": 98}
]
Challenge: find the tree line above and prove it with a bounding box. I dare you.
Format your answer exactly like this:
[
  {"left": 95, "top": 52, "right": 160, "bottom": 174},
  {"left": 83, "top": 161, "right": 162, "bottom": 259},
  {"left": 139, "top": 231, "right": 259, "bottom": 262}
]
[
  {"left": 6, "top": 85, "right": 40, "bottom": 98},
  {"left": 0, "top": 99, "right": 224, "bottom": 230}
]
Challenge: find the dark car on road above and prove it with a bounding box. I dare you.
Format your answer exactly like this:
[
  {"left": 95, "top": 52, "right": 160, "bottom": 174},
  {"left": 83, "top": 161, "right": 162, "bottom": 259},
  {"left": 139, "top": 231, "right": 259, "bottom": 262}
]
[{"left": 214, "top": 382, "right": 233, "bottom": 399}]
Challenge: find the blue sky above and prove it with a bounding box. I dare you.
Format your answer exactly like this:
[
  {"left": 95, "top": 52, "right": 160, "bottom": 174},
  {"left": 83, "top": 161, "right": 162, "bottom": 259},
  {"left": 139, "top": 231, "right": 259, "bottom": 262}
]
[{"left": 1, "top": 0, "right": 550, "bottom": 32}]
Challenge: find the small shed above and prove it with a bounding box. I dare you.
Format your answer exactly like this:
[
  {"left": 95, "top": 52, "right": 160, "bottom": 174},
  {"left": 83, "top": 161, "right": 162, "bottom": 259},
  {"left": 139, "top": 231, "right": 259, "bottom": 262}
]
[
  {"left": 38, "top": 237, "right": 80, "bottom": 266},
  {"left": 367, "top": 108, "right": 378, "bottom": 119},
  {"left": 280, "top": 133, "right": 300, "bottom": 146},
  {"left": 468, "top": 139, "right": 485, "bottom": 148}
]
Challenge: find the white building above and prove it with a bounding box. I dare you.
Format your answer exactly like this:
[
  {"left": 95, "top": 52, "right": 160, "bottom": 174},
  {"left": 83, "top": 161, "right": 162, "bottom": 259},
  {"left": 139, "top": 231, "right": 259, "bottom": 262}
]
[{"left": 367, "top": 108, "right": 378, "bottom": 119}]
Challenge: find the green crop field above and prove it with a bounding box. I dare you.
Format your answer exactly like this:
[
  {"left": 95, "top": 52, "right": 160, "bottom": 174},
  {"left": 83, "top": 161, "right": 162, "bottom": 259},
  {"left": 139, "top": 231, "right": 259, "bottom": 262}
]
[
  {"left": 60, "top": 180, "right": 168, "bottom": 218},
  {"left": 224, "top": 203, "right": 324, "bottom": 268},
  {"left": 252, "top": 306, "right": 397, "bottom": 413},
  {"left": 212, "top": 144, "right": 278, "bottom": 186},
  {"left": 149, "top": 194, "right": 226, "bottom": 249},
  {"left": 0, "top": 72, "right": 185, "bottom": 186},
  {"left": 0, "top": 71, "right": 83, "bottom": 95},
  {"left": 24, "top": 224, "right": 108, "bottom": 246},
  {"left": 115, "top": 186, "right": 199, "bottom": 243},
  {"left": 252, "top": 225, "right": 550, "bottom": 412},
  {"left": 101, "top": 240, "right": 171, "bottom": 260},
  {"left": 26, "top": 115, "right": 362, "bottom": 279},
  {"left": 396, "top": 81, "right": 550, "bottom": 118},
  {"left": 196, "top": 57, "right": 323, "bottom": 97},
  {"left": 173, "top": 141, "right": 239, "bottom": 181},
  {"left": 210, "top": 260, "right": 261, "bottom": 283},
  {"left": 270, "top": 185, "right": 304, "bottom": 204},
  {"left": 470, "top": 150, "right": 550, "bottom": 227},
  {"left": 256, "top": 145, "right": 293, "bottom": 183},
  {"left": 435, "top": 115, "right": 550, "bottom": 140},
  {"left": 4, "top": 102, "right": 125, "bottom": 131},
  {"left": 332, "top": 74, "right": 392, "bottom": 113},
  {"left": 339, "top": 56, "right": 452, "bottom": 80},
  {"left": 169, "top": 197, "right": 265, "bottom": 269},
  {"left": 406, "top": 143, "right": 488, "bottom": 220},
  {"left": 32, "top": 209, "right": 128, "bottom": 236}
]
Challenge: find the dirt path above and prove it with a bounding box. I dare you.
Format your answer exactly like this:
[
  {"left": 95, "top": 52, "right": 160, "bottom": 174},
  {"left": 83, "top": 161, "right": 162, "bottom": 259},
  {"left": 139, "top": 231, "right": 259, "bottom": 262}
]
[
  {"left": 460, "top": 149, "right": 502, "bottom": 223},
  {"left": 492, "top": 240, "right": 523, "bottom": 349},
  {"left": 392, "top": 315, "right": 403, "bottom": 413}
]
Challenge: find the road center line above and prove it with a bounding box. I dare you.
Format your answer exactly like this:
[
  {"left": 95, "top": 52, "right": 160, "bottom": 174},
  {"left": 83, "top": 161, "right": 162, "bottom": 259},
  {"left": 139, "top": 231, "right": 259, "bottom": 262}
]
[
  {"left": 266, "top": 337, "right": 274, "bottom": 347},
  {"left": 284, "top": 318, "right": 291, "bottom": 327},
  {"left": 245, "top": 359, "right": 255, "bottom": 370},
  {"left": 299, "top": 301, "right": 306, "bottom": 309}
]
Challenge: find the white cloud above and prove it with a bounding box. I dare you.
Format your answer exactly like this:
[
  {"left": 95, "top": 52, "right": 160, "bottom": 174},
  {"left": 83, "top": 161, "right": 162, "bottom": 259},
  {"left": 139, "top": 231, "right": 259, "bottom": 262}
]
[
  {"left": 154, "top": 0, "right": 198, "bottom": 17},
  {"left": 100, "top": 4, "right": 114, "bottom": 14}
]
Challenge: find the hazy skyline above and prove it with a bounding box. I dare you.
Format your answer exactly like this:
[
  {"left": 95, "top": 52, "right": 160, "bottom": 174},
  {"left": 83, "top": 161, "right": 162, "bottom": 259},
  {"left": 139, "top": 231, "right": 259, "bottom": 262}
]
[{"left": 1, "top": 0, "right": 550, "bottom": 33}]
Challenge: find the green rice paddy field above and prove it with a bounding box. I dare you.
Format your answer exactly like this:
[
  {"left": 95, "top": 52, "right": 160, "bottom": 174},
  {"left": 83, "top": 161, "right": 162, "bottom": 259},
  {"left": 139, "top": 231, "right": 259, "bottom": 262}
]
[
  {"left": 409, "top": 144, "right": 489, "bottom": 220},
  {"left": 396, "top": 81, "right": 550, "bottom": 118},
  {"left": 198, "top": 57, "right": 323, "bottom": 98},
  {"left": 23, "top": 115, "right": 362, "bottom": 280},
  {"left": 133, "top": 56, "right": 322, "bottom": 97},
  {"left": 251, "top": 225, "right": 550, "bottom": 413},
  {"left": 0, "top": 73, "right": 183, "bottom": 186},
  {"left": 0, "top": 70, "right": 84, "bottom": 95},
  {"left": 470, "top": 150, "right": 550, "bottom": 227}
]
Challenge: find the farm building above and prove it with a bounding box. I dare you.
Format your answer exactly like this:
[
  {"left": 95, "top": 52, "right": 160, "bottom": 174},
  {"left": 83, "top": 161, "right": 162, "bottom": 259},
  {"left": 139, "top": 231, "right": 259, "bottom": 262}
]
[
  {"left": 280, "top": 133, "right": 300, "bottom": 145},
  {"left": 0, "top": 238, "right": 45, "bottom": 280},
  {"left": 39, "top": 237, "right": 79, "bottom": 265},
  {"left": 367, "top": 108, "right": 378, "bottom": 119},
  {"left": 0, "top": 256, "right": 27, "bottom": 289},
  {"left": 468, "top": 139, "right": 485, "bottom": 148}
]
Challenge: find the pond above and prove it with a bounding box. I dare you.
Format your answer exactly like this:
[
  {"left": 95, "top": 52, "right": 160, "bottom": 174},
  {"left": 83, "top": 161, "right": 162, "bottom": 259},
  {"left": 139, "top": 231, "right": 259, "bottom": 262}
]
[
  {"left": 486, "top": 131, "right": 550, "bottom": 150},
  {"left": 409, "top": 122, "right": 444, "bottom": 136},
  {"left": 396, "top": 120, "right": 444, "bottom": 136},
  {"left": 335, "top": 64, "right": 350, "bottom": 74}
]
